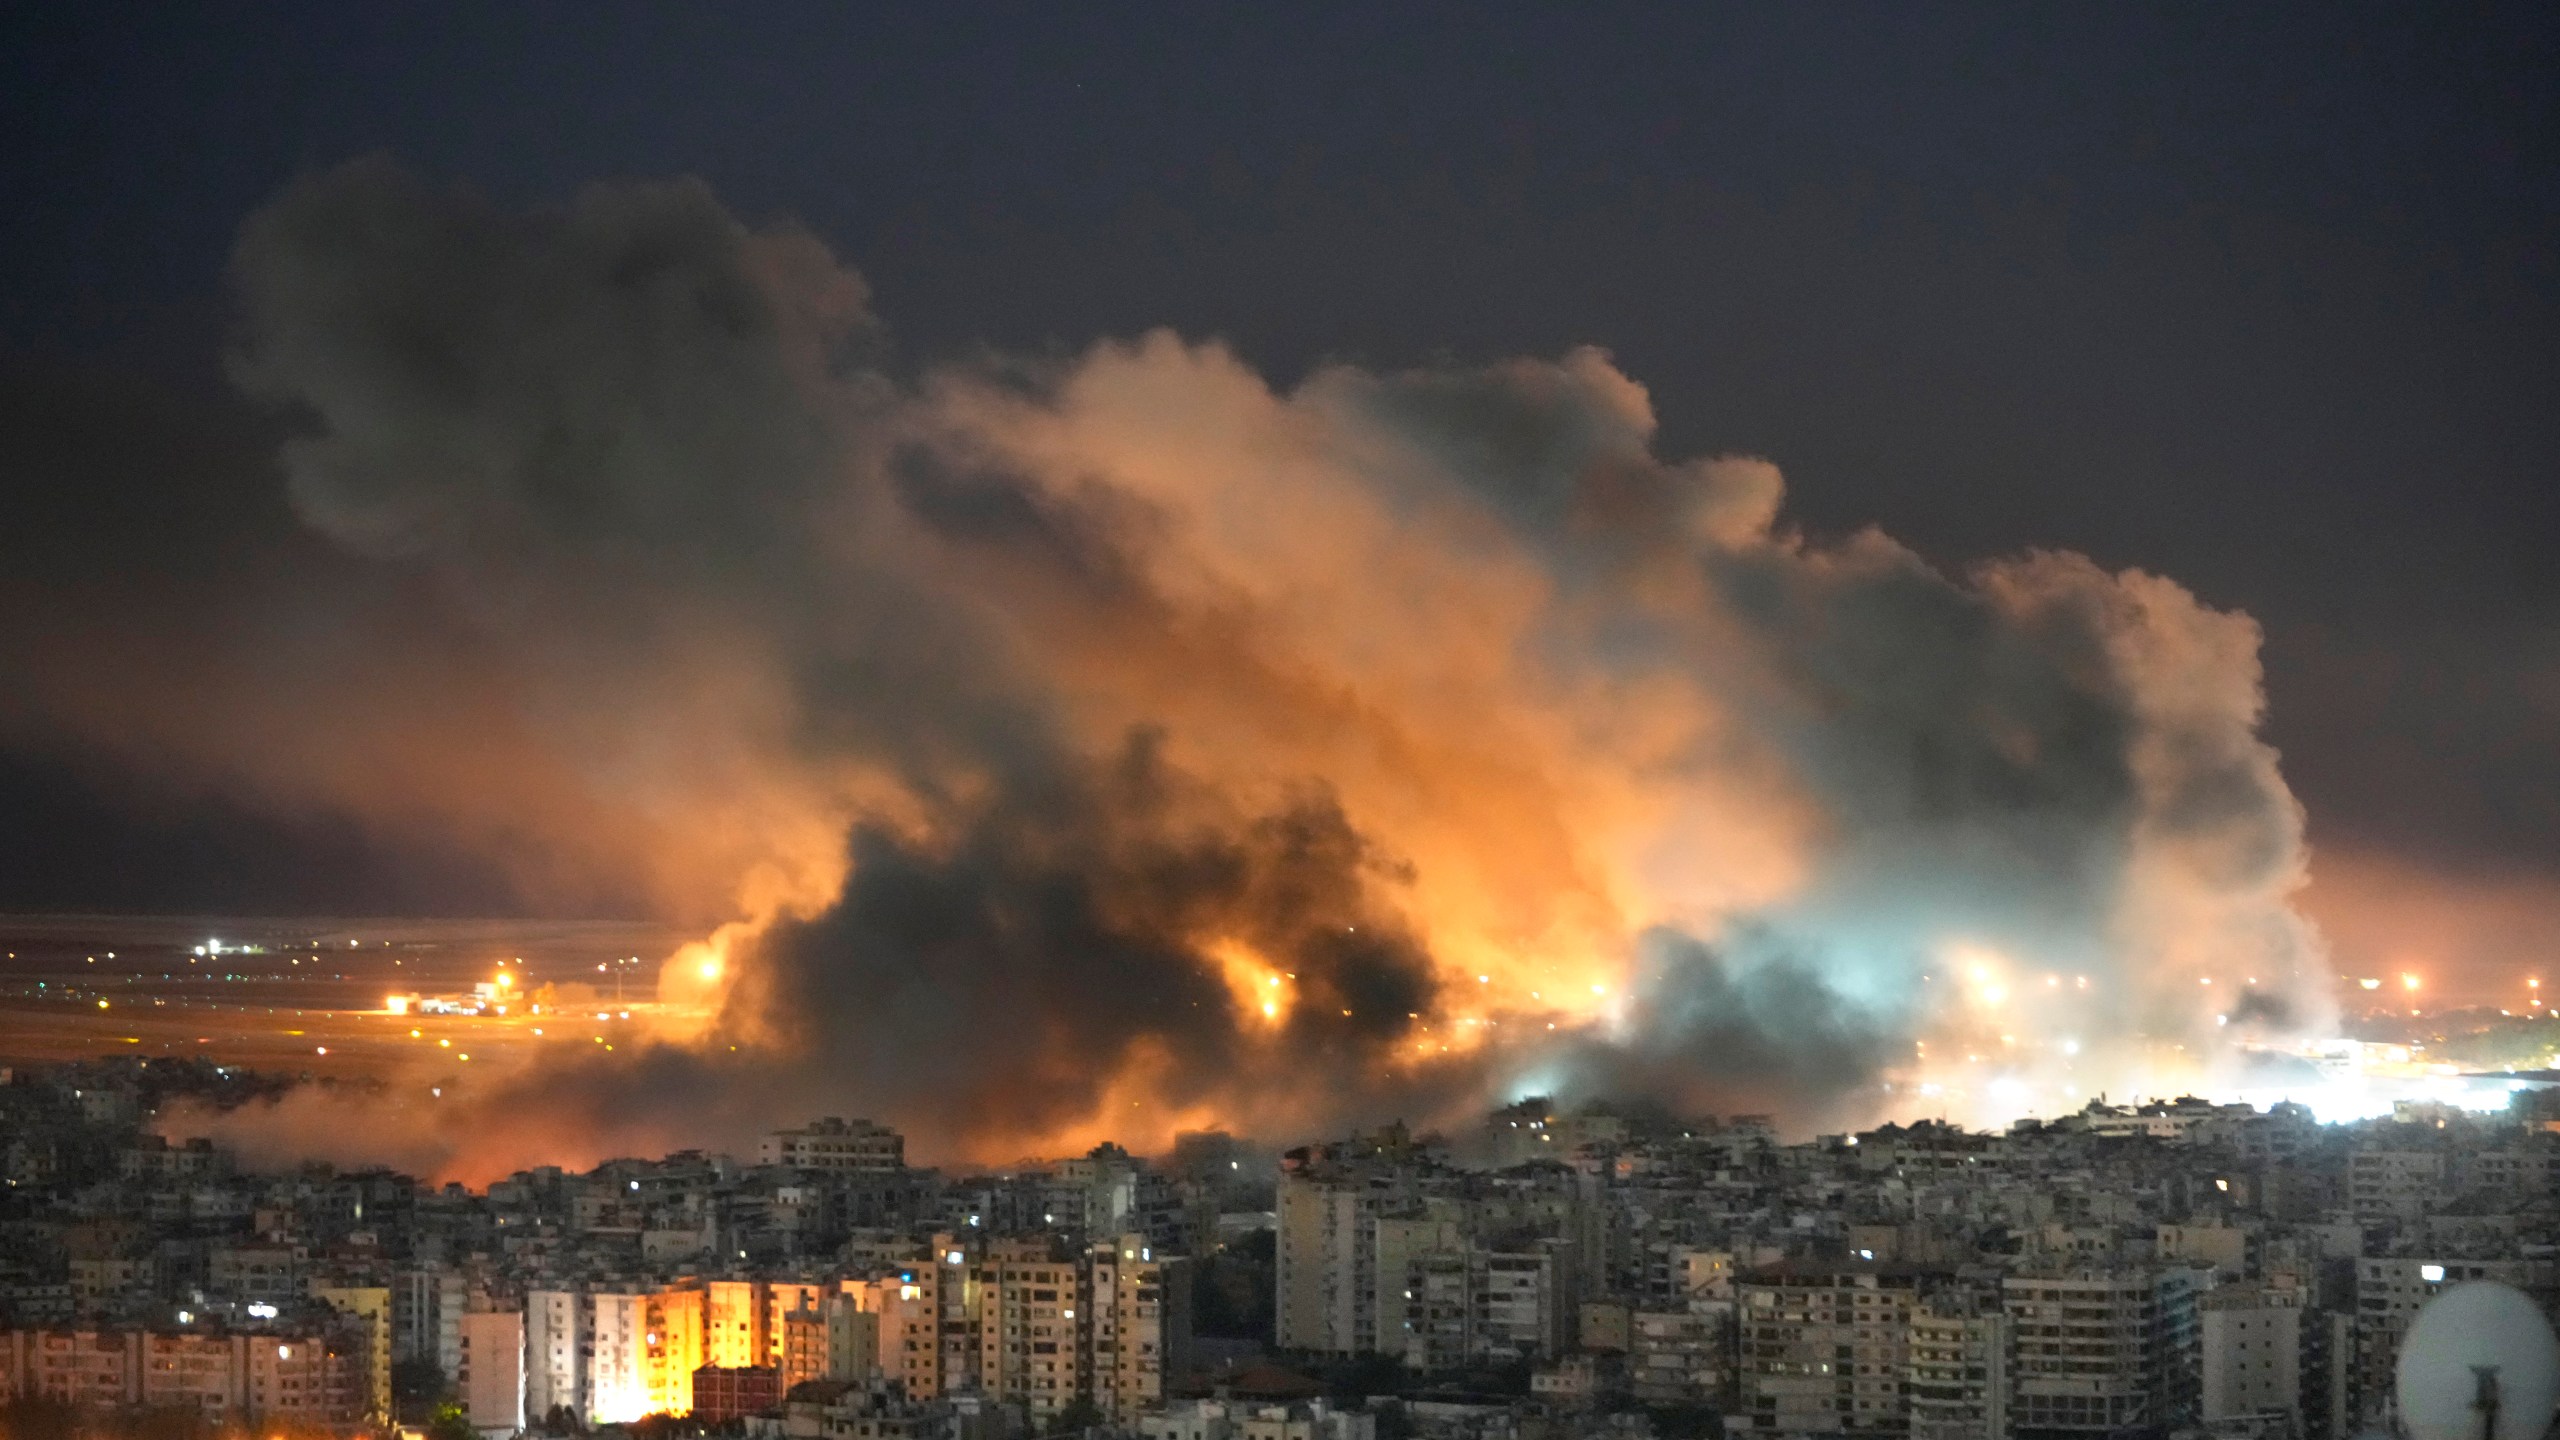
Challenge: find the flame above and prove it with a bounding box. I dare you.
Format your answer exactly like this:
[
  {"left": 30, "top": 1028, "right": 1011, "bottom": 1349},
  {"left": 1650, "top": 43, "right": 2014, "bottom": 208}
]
[
  {"left": 1208, "top": 939, "right": 1294, "bottom": 1029},
  {"left": 144, "top": 169, "right": 2361, "bottom": 1173}
]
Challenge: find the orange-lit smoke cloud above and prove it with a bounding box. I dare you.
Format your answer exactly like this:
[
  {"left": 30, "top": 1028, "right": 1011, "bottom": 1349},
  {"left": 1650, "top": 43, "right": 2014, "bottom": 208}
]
[{"left": 56, "top": 159, "right": 2335, "bottom": 1174}]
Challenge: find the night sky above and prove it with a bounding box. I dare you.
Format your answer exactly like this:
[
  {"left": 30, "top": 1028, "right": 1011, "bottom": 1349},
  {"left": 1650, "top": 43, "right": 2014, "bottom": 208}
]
[{"left": 4, "top": 5, "right": 2557, "bottom": 991}]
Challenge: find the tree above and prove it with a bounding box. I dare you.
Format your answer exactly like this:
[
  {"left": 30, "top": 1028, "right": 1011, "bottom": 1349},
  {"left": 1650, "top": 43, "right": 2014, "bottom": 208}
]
[
  {"left": 1192, "top": 1228, "right": 1278, "bottom": 1343},
  {"left": 1049, "top": 1396, "right": 1106, "bottom": 1435},
  {"left": 1644, "top": 1402, "right": 1723, "bottom": 1440},
  {"left": 427, "top": 1400, "right": 479, "bottom": 1440},
  {"left": 395, "top": 1355, "right": 457, "bottom": 1422},
  {"left": 1331, "top": 1351, "right": 1409, "bottom": 1399}
]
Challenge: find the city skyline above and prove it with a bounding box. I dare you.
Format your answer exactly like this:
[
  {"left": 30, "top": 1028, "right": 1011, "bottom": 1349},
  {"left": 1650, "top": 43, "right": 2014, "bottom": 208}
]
[
  {"left": 10, "top": 12, "right": 2560, "bottom": 1438},
  {"left": 0, "top": 1047, "right": 2552, "bottom": 1438},
  {"left": 4, "top": 0, "right": 2560, "bottom": 1334}
]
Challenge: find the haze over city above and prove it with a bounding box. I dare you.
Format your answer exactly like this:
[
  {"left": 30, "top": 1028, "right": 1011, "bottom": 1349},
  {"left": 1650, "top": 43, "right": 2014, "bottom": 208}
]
[
  {"left": 8, "top": 6, "right": 2559, "bottom": 1177},
  {"left": 6, "top": 11, "right": 2560, "bottom": 1440}
]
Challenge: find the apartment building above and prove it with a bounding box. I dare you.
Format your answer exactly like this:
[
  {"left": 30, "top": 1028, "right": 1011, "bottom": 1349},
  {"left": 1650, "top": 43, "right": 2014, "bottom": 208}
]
[
  {"left": 1627, "top": 1305, "right": 1729, "bottom": 1403},
  {"left": 2349, "top": 1256, "right": 2527, "bottom": 1425},
  {"left": 1276, "top": 1168, "right": 1393, "bottom": 1353},
  {"left": 309, "top": 1281, "right": 391, "bottom": 1421},
  {"left": 0, "top": 1326, "right": 364, "bottom": 1426},
  {"left": 2002, "top": 1270, "right": 2157, "bottom": 1440},
  {"left": 2347, "top": 1151, "right": 2445, "bottom": 1222},
  {"left": 761, "top": 1118, "right": 906, "bottom": 1172},
  {"left": 872, "top": 1261, "right": 948, "bottom": 1399},
  {"left": 1737, "top": 1260, "right": 1941, "bottom": 1436},
  {"left": 1087, "top": 1234, "right": 1190, "bottom": 1422},
  {"left": 2199, "top": 1283, "right": 2307, "bottom": 1434},
  {"left": 974, "top": 1244, "right": 1083, "bottom": 1426},
  {"left": 396, "top": 1264, "right": 469, "bottom": 1378},
  {"left": 1907, "top": 1288, "right": 2009, "bottom": 1440},
  {"left": 458, "top": 1309, "right": 526, "bottom": 1434},
  {"left": 524, "top": 1288, "right": 584, "bottom": 1424}
]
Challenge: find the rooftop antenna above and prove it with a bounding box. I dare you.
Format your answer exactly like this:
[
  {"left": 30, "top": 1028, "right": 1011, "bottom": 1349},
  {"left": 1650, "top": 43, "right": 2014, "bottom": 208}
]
[{"left": 2395, "top": 1281, "right": 2559, "bottom": 1440}]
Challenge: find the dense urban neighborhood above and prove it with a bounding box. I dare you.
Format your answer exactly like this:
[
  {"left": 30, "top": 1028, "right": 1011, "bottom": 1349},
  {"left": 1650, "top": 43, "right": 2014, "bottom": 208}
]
[{"left": 1, "top": 1059, "right": 2555, "bottom": 1440}]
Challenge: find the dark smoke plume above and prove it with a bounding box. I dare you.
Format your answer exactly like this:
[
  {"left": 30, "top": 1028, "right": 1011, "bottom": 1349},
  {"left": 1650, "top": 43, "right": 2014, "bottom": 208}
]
[{"left": 10, "top": 159, "right": 2333, "bottom": 1174}]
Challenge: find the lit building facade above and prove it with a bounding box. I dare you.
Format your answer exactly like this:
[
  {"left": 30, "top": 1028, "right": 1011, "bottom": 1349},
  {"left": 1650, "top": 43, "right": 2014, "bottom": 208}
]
[
  {"left": 1086, "top": 1234, "right": 1191, "bottom": 1422},
  {"left": 1737, "top": 1261, "right": 1937, "bottom": 1436},
  {"left": 310, "top": 1281, "right": 392, "bottom": 1422},
  {"left": 459, "top": 1309, "right": 526, "bottom": 1435},
  {"left": 761, "top": 1118, "right": 906, "bottom": 1172},
  {"left": 0, "top": 1326, "right": 364, "bottom": 1427}
]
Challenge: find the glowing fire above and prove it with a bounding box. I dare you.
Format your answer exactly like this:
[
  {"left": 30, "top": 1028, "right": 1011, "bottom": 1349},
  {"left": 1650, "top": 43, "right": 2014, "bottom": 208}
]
[
  {"left": 1208, "top": 940, "right": 1294, "bottom": 1028},
  {"left": 161, "top": 169, "right": 2387, "bottom": 1176}
]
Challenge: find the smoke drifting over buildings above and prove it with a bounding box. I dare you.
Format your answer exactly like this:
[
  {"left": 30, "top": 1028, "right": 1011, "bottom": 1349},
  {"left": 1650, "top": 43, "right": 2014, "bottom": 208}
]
[{"left": 28, "top": 160, "right": 2336, "bottom": 1171}]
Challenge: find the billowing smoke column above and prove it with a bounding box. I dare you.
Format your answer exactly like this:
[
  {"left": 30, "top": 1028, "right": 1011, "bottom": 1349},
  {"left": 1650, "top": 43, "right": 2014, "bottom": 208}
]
[{"left": 166, "top": 159, "right": 2331, "bottom": 1172}]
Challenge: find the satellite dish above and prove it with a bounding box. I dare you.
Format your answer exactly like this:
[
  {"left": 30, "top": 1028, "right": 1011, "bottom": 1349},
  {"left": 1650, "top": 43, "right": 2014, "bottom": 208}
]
[{"left": 2396, "top": 1281, "right": 2560, "bottom": 1440}]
